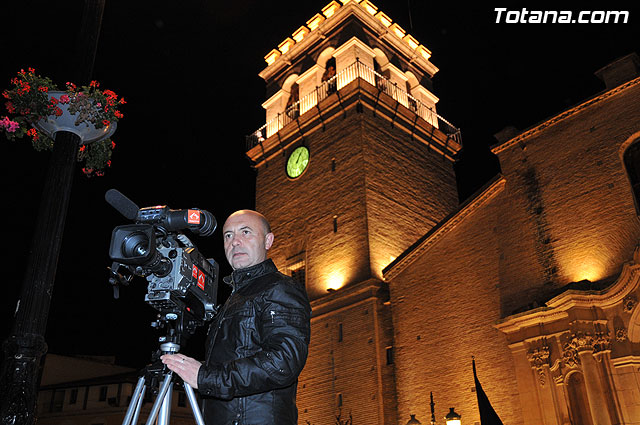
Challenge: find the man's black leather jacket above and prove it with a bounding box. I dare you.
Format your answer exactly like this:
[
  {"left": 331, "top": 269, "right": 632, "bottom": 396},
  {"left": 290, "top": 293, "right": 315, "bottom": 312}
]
[{"left": 197, "top": 259, "right": 311, "bottom": 425}]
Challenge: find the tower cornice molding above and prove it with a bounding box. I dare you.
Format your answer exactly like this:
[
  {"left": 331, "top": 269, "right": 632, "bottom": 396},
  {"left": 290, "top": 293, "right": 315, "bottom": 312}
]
[{"left": 259, "top": 1, "right": 438, "bottom": 82}]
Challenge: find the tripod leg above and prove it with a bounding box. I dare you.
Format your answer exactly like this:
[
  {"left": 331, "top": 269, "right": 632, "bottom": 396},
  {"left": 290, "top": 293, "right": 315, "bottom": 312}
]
[
  {"left": 145, "top": 371, "right": 174, "bottom": 425},
  {"left": 131, "top": 385, "right": 146, "bottom": 425},
  {"left": 157, "top": 381, "right": 174, "bottom": 425},
  {"left": 122, "top": 376, "right": 146, "bottom": 425},
  {"left": 184, "top": 382, "right": 205, "bottom": 425}
]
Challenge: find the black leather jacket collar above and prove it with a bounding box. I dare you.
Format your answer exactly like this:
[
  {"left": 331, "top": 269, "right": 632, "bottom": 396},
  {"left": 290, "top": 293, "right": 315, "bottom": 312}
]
[{"left": 222, "top": 259, "right": 278, "bottom": 290}]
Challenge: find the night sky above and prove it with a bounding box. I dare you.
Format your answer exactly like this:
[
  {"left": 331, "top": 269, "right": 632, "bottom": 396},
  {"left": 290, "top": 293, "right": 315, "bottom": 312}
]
[{"left": 1, "top": 1, "right": 638, "bottom": 368}]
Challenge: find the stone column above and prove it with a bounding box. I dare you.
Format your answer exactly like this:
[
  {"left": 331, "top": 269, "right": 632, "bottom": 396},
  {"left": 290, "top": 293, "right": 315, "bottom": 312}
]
[{"left": 571, "top": 332, "right": 612, "bottom": 425}]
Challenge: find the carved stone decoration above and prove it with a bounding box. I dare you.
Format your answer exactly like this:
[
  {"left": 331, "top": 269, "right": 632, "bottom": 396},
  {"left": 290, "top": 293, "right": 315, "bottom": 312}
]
[
  {"left": 623, "top": 295, "right": 637, "bottom": 313},
  {"left": 593, "top": 330, "right": 612, "bottom": 353},
  {"left": 615, "top": 327, "right": 628, "bottom": 342},
  {"left": 527, "top": 343, "right": 550, "bottom": 386},
  {"left": 561, "top": 333, "right": 581, "bottom": 367}
]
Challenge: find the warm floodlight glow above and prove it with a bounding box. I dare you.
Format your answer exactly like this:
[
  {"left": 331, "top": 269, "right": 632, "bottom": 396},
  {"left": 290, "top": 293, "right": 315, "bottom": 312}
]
[
  {"left": 278, "top": 38, "right": 294, "bottom": 54},
  {"left": 572, "top": 262, "right": 605, "bottom": 283},
  {"left": 322, "top": 1, "right": 341, "bottom": 18},
  {"left": 265, "top": 49, "right": 281, "bottom": 65},
  {"left": 326, "top": 271, "right": 345, "bottom": 291},
  {"left": 292, "top": 26, "right": 309, "bottom": 43},
  {"left": 416, "top": 45, "right": 432, "bottom": 60},
  {"left": 307, "top": 13, "right": 325, "bottom": 30},
  {"left": 404, "top": 34, "right": 419, "bottom": 50},
  {"left": 375, "top": 11, "right": 392, "bottom": 27},
  {"left": 339, "top": 0, "right": 361, "bottom": 4},
  {"left": 390, "top": 23, "right": 405, "bottom": 39},
  {"left": 360, "top": 0, "right": 377, "bottom": 15}
]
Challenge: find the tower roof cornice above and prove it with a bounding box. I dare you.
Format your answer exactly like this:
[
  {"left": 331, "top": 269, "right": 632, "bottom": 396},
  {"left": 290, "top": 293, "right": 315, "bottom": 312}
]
[{"left": 259, "top": 0, "right": 438, "bottom": 82}]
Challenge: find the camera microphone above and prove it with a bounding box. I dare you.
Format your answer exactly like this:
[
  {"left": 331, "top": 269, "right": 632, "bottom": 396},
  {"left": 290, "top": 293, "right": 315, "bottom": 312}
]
[
  {"left": 106, "top": 189, "right": 217, "bottom": 236},
  {"left": 105, "top": 189, "right": 139, "bottom": 220}
]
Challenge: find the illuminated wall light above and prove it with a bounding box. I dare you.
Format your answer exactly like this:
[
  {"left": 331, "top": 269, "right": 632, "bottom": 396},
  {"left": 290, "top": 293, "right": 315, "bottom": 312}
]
[
  {"left": 416, "top": 45, "right": 432, "bottom": 60},
  {"left": 326, "top": 271, "right": 345, "bottom": 291},
  {"left": 278, "top": 37, "right": 294, "bottom": 55},
  {"left": 360, "top": 0, "right": 378, "bottom": 15},
  {"left": 572, "top": 262, "right": 605, "bottom": 283},
  {"left": 292, "top": 26, "right": 309, "bottom": 43},
  {"left": 375, "top": 11, "right": 392, "bottom": 27},
  {"left": 403, "top": 34, "right": 419, "bottom": 50},
  {"left": 339, "top": 0, "right": 362, "bottom": 4},
  {"left": 264, "top": 49, "right": 281, "bottom": 65},
  {"left": 389, "top": 23, "right": 405, "bottom": 39},
  {"left": 322, "top": 1, "right": 341, "bottom": 18},
  {"left": 306, "top": 13, "right": 326, "bottom": 31}
]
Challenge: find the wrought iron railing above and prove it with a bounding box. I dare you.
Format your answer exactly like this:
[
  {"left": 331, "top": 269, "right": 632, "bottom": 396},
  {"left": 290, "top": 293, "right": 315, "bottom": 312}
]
[{"left": 246, "top": 60, "right": 461, "bottom": 150}]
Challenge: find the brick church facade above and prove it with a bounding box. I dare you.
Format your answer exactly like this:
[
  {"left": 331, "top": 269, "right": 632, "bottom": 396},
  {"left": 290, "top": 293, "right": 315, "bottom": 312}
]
[{"left": 245, "top": 1, "right": 640, "bottom": 424}]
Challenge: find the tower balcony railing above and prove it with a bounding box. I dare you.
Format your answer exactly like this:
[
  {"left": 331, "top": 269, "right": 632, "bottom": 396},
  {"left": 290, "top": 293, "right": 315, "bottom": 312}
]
[{"left": 246, "top": 60, "right": 462, "bottom": 150}]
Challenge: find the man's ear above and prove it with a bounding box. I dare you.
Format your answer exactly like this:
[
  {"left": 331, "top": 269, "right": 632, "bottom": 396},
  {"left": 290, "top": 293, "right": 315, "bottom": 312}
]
[{"left": 265, "top": 232, "right": 274, "bottom": 250}]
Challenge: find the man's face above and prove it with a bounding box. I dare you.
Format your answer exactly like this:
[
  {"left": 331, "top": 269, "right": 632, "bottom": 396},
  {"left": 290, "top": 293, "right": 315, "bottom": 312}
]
[{"left": 223, "top": 211, "right": 274, "bottom": 270}]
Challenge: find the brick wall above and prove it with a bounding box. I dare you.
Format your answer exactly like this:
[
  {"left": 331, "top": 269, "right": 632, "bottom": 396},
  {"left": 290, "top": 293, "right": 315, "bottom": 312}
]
[
  {"left": 255, "top": 110, "right": 458, "bottom": 300},
  {"left": 388, "top": 80, "right": 640, "bottom": 424}
]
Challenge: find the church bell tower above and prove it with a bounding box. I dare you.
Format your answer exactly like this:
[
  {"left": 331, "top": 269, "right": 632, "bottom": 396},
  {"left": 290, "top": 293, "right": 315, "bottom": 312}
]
[{"left": 245, "top": 1, "right": 462, "bottom": 423}]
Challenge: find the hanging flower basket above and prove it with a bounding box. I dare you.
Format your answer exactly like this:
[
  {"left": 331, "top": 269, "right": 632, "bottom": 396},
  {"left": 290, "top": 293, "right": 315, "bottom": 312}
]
[
  {"left": 35, "top": 91, "right": 117, "bottom": 144},
  {"left": 1, "top": 68, "right": 126, "bottom": 177}
]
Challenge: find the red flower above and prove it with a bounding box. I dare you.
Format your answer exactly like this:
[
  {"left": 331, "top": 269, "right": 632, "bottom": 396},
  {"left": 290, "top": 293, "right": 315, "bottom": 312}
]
[
  {"left": 111, "top": 141, "right": 116, "bottom": 149},
  {"left": 38, "top": 86, "right": 49, "bottom": 93},
  {"left": 54, "top": 107, "right": 63, "bottom": 116},
  {"left": 79, "top": 145, "right": 86, "bottom": 152},
  {"left": 89, "top": 80, "right": 100, "bottom": 88},
  {"left": 6, "top": 102, "right": 15, "bottom": 113},
  {"left": 114, "top": 110, "right": 123, "bottom": 119},
  {"left": 27, "top": 128, "right": 39, "bottom": 140},
  {"left": 103, "top": 120, "right": 110, "bottom": 126}
]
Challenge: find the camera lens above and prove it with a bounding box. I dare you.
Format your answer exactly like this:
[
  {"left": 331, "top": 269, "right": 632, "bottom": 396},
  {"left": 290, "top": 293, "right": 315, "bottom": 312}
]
[{"left": 122, "top": 231, "right": 151, "bottom": 258}]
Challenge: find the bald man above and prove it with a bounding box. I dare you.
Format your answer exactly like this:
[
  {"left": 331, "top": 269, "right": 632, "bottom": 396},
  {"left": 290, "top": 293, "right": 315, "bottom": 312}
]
[{"left": 162, "top": 210, "right": 311, "bottom": 425}]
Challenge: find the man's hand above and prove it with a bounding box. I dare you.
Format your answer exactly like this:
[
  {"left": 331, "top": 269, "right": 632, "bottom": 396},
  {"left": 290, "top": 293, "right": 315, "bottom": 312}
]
[{"left": 160, "top": 354, "right": 202, "bottom": 389}]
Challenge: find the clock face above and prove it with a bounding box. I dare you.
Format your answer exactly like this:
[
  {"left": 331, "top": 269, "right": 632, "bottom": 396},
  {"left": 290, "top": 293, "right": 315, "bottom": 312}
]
[{"left": 286, "top": 146, "right": 310, "bottom": 179}]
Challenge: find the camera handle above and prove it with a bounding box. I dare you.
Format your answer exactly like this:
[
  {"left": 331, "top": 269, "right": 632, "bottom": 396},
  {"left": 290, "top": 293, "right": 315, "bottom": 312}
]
[
  {"left": 121, "top": 342, "right": 205, "bottom": 425},
  {"left": 108, "top": 262, "right": 133, "bottom": 299}
]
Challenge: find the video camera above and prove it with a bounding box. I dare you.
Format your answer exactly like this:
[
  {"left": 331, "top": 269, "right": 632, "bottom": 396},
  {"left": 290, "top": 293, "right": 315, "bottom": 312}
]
[{"left": 106, "top": 189, "right": 218, "bottom": 337}]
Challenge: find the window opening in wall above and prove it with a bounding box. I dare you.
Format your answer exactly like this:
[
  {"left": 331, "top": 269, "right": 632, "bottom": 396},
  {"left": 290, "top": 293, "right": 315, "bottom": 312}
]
[
  {"left": 337, "top": 392, "right": 343, "bottom": 407},
  {"left": 52, "top": 389, "right": 65, "bottom": 412},
  {"left": 287, "top": 252, "right": 306, "bottom": 288},
  {"left": 286, "top": 82, "right": 300, "bottom": 119},
  {"left": 333, "top": 215, "right": 338, "bottom": 233},
  {"left": 386, "top": 346, "right": 394, "bottom": 365},
  {"left": 406, "top": 81, "right": 417, "bottom": 111},
  {"left": 69, "top": 388, "right": 78, "bottom": 405},
  {"left": 99, "top": 386, "right": 108, "bottom": 402},
  {"left": 338, "top": 322, "right": 343, "bottom": 342},
  {"left": 323, "top": 57, "right": 337, "bottom": 94},
  {"left": 624, "top": 139, "right": 640, "bottom": 214}
]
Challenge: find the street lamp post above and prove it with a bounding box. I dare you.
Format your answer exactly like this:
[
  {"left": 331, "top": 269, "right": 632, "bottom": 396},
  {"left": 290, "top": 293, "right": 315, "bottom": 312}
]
[
  {"left": 0, "top": 1, "right": 106, "bottom": 424},
  {"left": 445, "top": 407, "right": 461, "bottom": 425}
]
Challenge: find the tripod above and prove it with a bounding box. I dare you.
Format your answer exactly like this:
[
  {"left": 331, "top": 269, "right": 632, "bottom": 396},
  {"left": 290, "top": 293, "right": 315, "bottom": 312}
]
[{"left": 122, "top": 342, "right": 205, "bottom": 425}]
